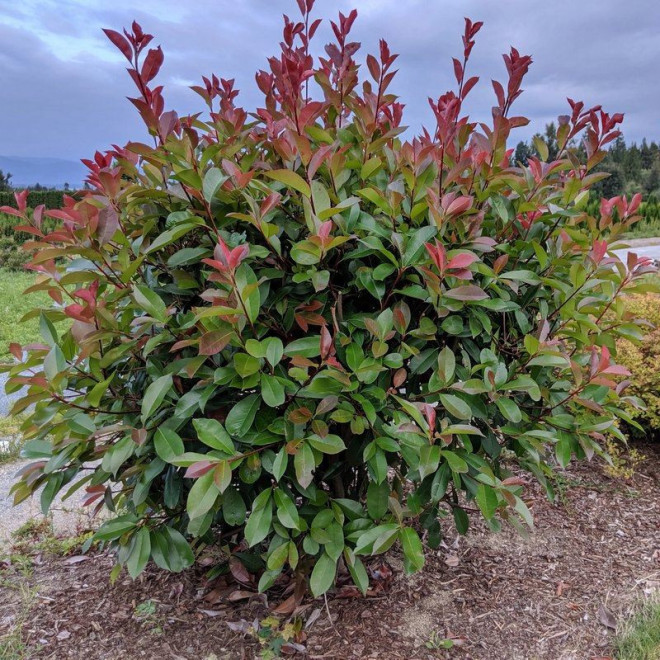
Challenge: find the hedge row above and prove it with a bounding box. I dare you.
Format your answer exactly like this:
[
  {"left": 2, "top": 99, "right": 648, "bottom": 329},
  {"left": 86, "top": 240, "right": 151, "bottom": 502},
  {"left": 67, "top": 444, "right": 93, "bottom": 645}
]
[{"left": 0, "top": 190, "right": 72, "bottom": 210}]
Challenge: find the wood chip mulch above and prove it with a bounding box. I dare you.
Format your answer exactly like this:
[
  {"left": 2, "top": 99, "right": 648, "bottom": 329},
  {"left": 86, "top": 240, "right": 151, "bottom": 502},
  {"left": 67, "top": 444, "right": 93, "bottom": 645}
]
[{"left": 1, "top": 443, "right": 658, "bottom": 660}]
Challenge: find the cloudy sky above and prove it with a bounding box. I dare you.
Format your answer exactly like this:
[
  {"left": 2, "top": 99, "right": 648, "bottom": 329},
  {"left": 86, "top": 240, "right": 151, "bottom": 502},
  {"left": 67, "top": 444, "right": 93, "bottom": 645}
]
[{"left": 0, "top": 0, "right": 658, "bottom": 163}]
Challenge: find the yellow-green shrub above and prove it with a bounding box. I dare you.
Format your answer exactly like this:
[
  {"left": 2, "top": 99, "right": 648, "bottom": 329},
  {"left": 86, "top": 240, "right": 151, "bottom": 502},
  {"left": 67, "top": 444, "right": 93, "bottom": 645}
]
[{"left": 617, "top": 292, "right": 660, "bottom": 438}]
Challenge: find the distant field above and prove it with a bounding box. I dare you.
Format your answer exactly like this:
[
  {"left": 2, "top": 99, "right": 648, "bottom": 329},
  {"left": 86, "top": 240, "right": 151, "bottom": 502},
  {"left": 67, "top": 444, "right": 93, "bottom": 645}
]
[{"left": 0, "top": 268, "right": 50, "bottom": 358}]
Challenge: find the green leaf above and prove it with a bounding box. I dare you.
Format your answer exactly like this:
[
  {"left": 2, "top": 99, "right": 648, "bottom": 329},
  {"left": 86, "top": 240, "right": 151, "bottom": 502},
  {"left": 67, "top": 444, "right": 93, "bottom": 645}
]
[
  {"left": 272, "top": 448, "right": 288, "bottom": 482},
  {"left": 225, "top": 394, "right": 260, "bottom": 437},
  {"left": 475, "top": 484, "right": 499, "bottom": 520},
  {"left": 147, "top": 221, "right": 202, "bottom": 254},
  {"left": 439, "top": 393, "right": 472, "bottom": 420},
  {"left": 151, "top": 528, "right": 194, "bottom": 572},
  {"left": 403, "top": 226, "right": 436, "bottom": 266},
  {"left": 556, "top": 436, "right": 572, "bottom": 468},
  {"left": 127, "top": 527, "right": 151, "bottom": 578},
  {"left": 367, "top": 480, "right": 389, "bottom": 520},
  {"left": 267, "top": 542, "right": 290, "bottom": 570},
  {"left": 496, "top": 397, "right": 522, "bottom": 423},
  {"left": 294, "top": 443, "right": 315, "bottom": 489},
  {"left": 310, "top": 552, "right": 337, "bottom": 597},
  {"left": 235, "top": 264, "right": 260, "bottom": 323},
  {"left": 223, "top": 488, "right": 247, "bottom": 526},
  {"left": 453, "top": 507, "right": 469, "bottom": 535},
  {"left": 94, "top": 516, "right": 137, "bottom": 542},
  {"left": 134, "top": 285, "right": 168, "bottom": 322},
  {"left": 265, "top": 169, "right": 311, "bottom": 197},
  {"left": 234, "top": 353, "right": 261, "bottom": 377},
  {"left": 418, "top": 445, "right": 441, "bottom": 480},
  {"left": 154, "top": 428, "right": 185, "bottom": 463},
  {"left": 87, "top": 374, "right": 114, "bottom": 408},
  {"left": 261, "top": 373, "right": 286, "bottom": 407},
  {"left": 274, "top": 488, "right": 301, "bottom": 530},
  {"left": 291, "top": 240, "right": 321, "bottom": 265},
  {"left": 213, "top": 461, "right": 233, "bottom": 493},
  {"left": 284, "top": 336, "right": 321, "bottom": 358},
  {"left": 203, "top": 167, "right": 228, "bottom": 202},
  {"left": 344, "top": 548, "right": 369, "bottom": 595},
  {"left": 307, "top": 433, "right": 345, "bottom": 455},
  {"left": 186, "top": 470, "right": 220, "bottom": 520},
  {"left": 264, "top": 337, "right": 284, "bottom": 367},
  {"left": 193, "top": 418, "right": 235, "bottom": 453},
  {"left": 244, "top": 490, "right": 273, "bottom": 547},
  {"left": 399, "top": 528, "right": 425, "bottom": 574},
  {"left": 141, "top": 374, "right": 173, "bottom": 423},
  {"left": 437, "top": 346, "right": 455, "bottom": 384},
  {"left": 441, "top": 450, "right": 469, "bottom": 474},
  {"left": 528, "top": 353, "right": 569, "bottom": 368}
]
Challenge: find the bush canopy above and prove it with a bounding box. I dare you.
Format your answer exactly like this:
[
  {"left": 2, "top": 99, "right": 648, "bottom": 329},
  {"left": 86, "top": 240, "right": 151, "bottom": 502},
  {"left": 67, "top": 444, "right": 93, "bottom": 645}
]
[{"left": 1, "top": 1, "right": 655, "bottom": 596}]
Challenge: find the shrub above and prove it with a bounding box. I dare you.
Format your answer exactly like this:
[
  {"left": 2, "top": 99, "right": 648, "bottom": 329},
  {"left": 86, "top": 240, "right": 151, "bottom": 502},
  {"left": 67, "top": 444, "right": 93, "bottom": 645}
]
[
  {"left": 0, "top": 190, "right": 70, "bottom": 210},
  {"left": 616, "top": 292, "right": 660, "bottom": 439},
  {"left": 1, "top": 3, "right": 656, "bottom": 596},
  {"left": 1, "top": 211, "right": 60, "bottom": 270}
]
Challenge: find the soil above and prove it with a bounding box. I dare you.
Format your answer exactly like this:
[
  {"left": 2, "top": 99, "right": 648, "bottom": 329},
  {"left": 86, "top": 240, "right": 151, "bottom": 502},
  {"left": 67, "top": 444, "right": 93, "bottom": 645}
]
[{"left": 1, "top": 444, "right": 659, "bottom": 660}]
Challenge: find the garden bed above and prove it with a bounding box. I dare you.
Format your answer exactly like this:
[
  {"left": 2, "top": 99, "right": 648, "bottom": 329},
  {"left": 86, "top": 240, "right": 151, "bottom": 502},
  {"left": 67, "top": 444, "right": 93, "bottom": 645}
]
[{"left": 1, "top": 444, "right": 658, "bottom": 660}]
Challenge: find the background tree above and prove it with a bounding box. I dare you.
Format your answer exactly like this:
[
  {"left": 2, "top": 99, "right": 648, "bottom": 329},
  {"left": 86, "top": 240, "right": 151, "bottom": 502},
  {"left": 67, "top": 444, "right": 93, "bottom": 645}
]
[{"left": 0, "top": 170, "right": 12, "bottom": 192}]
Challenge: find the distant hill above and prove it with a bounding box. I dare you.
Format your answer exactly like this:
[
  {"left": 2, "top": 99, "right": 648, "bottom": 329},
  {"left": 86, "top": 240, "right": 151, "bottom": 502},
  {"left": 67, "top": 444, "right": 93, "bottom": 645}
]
[{"left": 0, "top": 155, "right": 86, "bottom": 189}]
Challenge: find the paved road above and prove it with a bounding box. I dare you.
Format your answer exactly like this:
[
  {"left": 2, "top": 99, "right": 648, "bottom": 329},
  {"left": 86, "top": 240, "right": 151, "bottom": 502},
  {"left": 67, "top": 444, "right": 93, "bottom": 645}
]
[{"left": 612, "top": 245, "right": 660, "bottom": 266}]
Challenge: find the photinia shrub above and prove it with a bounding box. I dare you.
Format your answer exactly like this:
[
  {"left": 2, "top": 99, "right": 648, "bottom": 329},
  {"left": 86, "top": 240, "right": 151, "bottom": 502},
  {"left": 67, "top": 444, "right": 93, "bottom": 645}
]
[{"left": 1, "top": 2, "right": 656, "bottom": 596}]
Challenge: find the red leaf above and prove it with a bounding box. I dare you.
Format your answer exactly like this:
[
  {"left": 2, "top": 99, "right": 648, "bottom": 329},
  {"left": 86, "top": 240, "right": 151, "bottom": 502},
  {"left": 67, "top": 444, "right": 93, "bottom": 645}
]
[
  {"left": 320, "top": 326, "right": 333, "bottom": 359},
  {"left": 443, "top": 285, "right": 488, "bottom": 301},
  {"left": 199, "top": 330, "right": 232, "bottom": 356},
  {"left": 102, "top": 28, "right": 133, "bottom": 62},
  {"left": 447, "top": 252, "right": 478, "bottom": 270},
  {"left": 141, "top": 46, "right": 164, "bottom": 84},
  {"left": 185, "top": 461, "right": 216, "bottom": 478}
]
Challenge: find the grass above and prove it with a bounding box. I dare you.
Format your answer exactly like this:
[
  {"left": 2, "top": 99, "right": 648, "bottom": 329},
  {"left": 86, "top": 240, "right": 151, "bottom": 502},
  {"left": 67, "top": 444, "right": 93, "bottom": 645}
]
[
  {"left": 0, "top": 269, "right": 51, "bottom": 359},
  {"left": 624, "top": 216, "right": 660, "bottom": 240},
  {"left": 615, "top": 598, "right": 660, "bottom": 659},
  {"left": 0, "top": 582, "right": 36, "bottom": 659}
]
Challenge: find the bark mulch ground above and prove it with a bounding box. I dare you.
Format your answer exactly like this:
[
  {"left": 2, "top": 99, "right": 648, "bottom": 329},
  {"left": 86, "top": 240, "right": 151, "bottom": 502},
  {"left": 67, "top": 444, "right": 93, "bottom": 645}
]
[{"left": 1, "top": 443, "right": 658, "bottom": 660}]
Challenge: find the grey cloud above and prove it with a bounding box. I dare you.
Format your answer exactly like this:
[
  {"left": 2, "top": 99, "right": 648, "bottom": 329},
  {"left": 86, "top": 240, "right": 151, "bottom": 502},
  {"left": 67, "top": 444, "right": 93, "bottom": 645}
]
[{"left": 0, "top": 0, "right": 657, "bottom": 162}]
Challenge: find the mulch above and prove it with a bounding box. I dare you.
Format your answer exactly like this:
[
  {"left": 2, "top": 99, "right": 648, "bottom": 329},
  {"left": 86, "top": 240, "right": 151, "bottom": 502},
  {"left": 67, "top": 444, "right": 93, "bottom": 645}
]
[{"left": 1, "top": 443, "right": 659, "bottom": 660}]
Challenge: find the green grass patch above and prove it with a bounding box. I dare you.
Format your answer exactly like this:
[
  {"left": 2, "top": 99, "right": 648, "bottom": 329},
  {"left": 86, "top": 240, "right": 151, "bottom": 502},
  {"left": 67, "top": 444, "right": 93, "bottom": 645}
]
[
  {"left": 0, "top": 269, "right": 50, "bottom": 359},
  {"left": 615, "top": 598, "right": 660, "bottom": 660},
  {"left": 624, "top": 216, "right": 660, "bottom": 240}
]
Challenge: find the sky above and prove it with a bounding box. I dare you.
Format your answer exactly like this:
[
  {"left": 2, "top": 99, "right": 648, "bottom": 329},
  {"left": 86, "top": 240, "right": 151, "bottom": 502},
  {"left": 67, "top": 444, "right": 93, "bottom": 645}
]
[{"left": 0, "top": 0, "right": 658, "bottom": 164}]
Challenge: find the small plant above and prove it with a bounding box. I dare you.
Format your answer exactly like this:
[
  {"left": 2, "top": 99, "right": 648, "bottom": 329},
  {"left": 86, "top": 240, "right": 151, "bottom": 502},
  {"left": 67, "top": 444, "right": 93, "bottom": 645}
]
[
  {"left": 133, "top": 599, "right": 163, "bottom": 634},
  {"left": 9, "top": 518, "right": 92, "bottom": 558},
  {"left": 603, "top": 437, "right": 646, "bottom": 480},
  {"left": 426, "top": 630, "right": 457, "bottom": 650},
  {"left": 1, "top": 1, "right": 655, "bottom": 598},
  {"left": 253, "top": 616, "right": 304, "bottom": 659}
]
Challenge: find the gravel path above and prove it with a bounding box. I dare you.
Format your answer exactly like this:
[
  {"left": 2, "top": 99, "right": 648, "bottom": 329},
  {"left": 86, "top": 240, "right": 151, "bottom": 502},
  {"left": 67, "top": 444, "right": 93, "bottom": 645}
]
[
  {"left": 0, "top": 458, "right": 92, "bottom": 544},
  {"left": 0, "top": 371, "right": 20, "bottom": 417}
]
